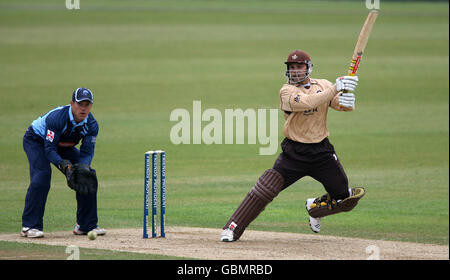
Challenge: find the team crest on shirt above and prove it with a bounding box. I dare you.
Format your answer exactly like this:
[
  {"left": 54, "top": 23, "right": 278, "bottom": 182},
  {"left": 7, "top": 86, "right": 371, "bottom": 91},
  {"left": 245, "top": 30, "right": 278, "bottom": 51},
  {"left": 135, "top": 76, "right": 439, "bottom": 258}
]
[
  {"left": 294, "top": 94, "right": 300, "bottom": 103},
  {"left": 46, "top": 130, "right": 55, "bottom": 142}
]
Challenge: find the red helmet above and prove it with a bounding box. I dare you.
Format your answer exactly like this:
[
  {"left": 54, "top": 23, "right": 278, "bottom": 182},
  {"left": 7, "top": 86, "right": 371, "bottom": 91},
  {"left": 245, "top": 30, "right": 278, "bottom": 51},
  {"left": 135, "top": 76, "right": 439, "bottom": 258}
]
[{"left": 284, "top": 50, "right": 313, "bottom": 84}]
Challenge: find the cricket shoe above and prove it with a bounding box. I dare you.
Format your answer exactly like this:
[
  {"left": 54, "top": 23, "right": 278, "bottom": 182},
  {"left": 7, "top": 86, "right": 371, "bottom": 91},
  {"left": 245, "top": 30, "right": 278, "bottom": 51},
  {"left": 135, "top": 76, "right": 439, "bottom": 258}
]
[
  {"left": 73, "top": 224, "right": 106, "bottom": 236},
  {"left": 21, "top": 227, "right": 44, "bottom": 238},
  {"left": 220, "top": 228, "right": 235, "bottom": 242},
  {"left": 305, "top": 198, "right": 321, "bottom": 233}
]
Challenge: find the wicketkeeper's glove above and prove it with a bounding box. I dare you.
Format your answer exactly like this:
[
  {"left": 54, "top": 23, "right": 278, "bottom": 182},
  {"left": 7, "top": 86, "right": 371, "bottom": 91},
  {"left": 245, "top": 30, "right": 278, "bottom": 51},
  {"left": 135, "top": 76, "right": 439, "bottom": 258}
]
[
  {"left": 58, "top": 159, "right": 72, "bottom": 175},
  {"left": 65, "top": 163, "right": 98, "bottom": 195}
]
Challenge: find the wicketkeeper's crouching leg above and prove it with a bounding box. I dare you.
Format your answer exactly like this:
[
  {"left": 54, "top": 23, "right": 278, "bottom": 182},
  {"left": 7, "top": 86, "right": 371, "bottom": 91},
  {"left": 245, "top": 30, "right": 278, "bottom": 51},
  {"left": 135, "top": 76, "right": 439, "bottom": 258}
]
[{"left": 221, "top": 169, "right": 284, "bottom": 242}]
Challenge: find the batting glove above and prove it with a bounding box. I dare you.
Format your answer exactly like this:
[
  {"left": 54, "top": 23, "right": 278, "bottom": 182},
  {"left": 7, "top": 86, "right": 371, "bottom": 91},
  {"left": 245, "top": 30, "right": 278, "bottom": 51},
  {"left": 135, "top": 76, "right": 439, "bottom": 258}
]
[
  {"left": 336, "top": 76, "right": 358, "bottom": 92},
  {"left": 339, "top": 92, "right": 356, "bottom": 108}
]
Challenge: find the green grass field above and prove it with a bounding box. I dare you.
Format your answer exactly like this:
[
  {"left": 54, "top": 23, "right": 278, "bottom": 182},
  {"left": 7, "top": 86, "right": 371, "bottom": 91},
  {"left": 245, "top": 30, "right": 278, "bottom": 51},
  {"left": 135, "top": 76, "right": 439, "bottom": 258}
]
[{"left": 0, "top": 0, "right": 448, "bottom": 259}]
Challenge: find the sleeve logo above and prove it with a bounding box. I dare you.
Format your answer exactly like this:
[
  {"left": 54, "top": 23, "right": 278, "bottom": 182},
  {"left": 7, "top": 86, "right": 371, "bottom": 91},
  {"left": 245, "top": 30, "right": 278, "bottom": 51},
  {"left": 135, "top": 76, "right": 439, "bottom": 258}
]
[{"left": 46, "top": 130, "right": 55, "bottom": 142}]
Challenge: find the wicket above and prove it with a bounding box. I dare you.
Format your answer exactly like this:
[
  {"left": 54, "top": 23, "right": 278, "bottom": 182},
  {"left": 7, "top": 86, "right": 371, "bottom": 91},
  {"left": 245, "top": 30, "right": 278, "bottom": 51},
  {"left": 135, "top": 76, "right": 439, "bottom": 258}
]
[{"left": 143, "top": 150, "right": 166, "bottom": 238}]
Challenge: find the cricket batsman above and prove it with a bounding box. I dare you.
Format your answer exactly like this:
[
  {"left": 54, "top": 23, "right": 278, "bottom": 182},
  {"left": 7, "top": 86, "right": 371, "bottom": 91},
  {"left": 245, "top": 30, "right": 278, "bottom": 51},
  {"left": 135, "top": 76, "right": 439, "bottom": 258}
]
[
  {"left": 221, "top": 50, "right": 365, "bottom": 242},
  {"left": 21, "top": 88, "right": 105, "bottom": 238}
]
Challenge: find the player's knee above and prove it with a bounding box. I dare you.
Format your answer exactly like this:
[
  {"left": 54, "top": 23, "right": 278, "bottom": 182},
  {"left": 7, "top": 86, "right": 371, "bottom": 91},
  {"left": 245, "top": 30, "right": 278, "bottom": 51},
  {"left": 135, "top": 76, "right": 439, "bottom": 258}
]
[
  {"left": 29, "top": 180, "right": 51, "bottom": 192},
  {"left": 250, "top": 169, "right": 284, "bottom": 203},
  {"left": 30, "top": 170, "right": 51, "bottom": 190}
]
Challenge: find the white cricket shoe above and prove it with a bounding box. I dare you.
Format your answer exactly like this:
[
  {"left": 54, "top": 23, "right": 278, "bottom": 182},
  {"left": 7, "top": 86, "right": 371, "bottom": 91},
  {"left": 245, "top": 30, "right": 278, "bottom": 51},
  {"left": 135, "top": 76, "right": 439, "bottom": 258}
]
[
  {"left": 73, "top": 224, "right": 106, "bottom": 236},
  {"left": 21, "top": 227, "right": 44, "bottom": 238},
  {"left": 306, "top": 198, "right": 321, "bottom": 233},
  {"left": 220, "top": 228, "right": 235, "bottom": 242}
]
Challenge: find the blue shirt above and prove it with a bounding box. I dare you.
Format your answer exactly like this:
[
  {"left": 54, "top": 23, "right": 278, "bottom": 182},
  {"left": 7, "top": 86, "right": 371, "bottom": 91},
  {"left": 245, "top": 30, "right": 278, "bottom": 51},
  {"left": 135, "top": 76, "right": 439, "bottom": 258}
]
[{"left": 30, "top": 104, "right": 99, "bottom": 166}]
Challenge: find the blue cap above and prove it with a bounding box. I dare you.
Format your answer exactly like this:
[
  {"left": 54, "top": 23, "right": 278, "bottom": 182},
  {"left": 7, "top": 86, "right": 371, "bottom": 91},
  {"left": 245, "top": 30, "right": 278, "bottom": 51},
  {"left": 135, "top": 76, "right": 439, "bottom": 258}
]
[{"left": 72, "top": 88, "right": 93, "bottom": 104}]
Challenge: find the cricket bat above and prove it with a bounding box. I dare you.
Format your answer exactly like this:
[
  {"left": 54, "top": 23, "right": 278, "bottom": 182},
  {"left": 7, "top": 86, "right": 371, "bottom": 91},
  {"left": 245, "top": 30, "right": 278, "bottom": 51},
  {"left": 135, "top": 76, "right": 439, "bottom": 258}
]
[{"left": 347, "top": 10, "right": 378, "bottom": 76}]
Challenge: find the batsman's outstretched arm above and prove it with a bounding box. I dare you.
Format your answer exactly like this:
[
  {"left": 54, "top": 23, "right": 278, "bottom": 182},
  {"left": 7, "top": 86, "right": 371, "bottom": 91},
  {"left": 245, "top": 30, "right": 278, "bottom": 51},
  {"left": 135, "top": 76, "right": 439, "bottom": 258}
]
[
  {"left": 280, "top": 75, "right": 358, "bottom": 112},
  {"left": 280, "top": 84, "right": 338, "bottom": 112}
]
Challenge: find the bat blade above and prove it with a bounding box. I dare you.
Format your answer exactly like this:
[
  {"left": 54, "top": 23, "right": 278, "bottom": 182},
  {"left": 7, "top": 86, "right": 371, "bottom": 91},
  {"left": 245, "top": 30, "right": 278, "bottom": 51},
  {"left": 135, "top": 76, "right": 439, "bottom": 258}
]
[{"left": 348, "top": 10, "right": 378, "bottom": 76}]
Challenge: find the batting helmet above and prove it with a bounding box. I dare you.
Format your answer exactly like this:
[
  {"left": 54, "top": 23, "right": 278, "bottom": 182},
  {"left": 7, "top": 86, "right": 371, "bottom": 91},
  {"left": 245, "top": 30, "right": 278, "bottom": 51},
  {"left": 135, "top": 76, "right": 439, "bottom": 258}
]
[{"left": 284, "top": 50, "right": 313, "bottom": 84}]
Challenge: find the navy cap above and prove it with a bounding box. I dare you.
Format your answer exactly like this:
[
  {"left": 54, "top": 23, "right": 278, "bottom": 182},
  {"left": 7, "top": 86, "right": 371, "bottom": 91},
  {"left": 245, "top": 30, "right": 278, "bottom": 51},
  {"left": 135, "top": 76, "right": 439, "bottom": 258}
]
[{"left": 72, "top": 88, "right": 93, "bottom": 104}]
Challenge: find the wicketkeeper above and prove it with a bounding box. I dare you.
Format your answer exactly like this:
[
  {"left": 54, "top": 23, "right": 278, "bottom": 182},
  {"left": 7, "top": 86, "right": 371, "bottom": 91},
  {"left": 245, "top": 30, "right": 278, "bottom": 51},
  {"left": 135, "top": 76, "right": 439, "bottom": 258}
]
[
  {"left": 21, "top": 88, "right": 105, "bottom": 238},
  {"left": 221, "top": 50, "right": 365, "bottom": 242}
]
